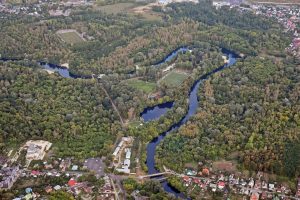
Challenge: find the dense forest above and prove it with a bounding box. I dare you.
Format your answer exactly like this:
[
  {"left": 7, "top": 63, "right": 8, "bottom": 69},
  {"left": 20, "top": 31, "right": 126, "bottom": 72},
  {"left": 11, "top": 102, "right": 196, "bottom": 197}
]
[
  {"left": 156, "top": 55, "right": 300, "bottom": 178},
  {"left": 0, "top": 0, "right": 298, "bottom": 183},
  {"left": 0, "top": 62, "right": 119, "bottom": 158}
]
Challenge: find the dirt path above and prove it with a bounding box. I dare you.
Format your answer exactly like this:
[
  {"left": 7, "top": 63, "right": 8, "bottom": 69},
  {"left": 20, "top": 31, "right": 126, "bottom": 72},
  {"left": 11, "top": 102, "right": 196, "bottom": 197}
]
[{"left": 100, "top": 85, "right": 125, "bottom": 127}]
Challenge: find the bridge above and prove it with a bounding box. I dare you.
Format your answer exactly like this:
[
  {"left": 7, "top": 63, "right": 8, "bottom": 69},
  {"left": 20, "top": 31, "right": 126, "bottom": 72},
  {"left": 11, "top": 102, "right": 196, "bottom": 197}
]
[{"left": 139, "top": 172, "right": 171, "bottom": 179}]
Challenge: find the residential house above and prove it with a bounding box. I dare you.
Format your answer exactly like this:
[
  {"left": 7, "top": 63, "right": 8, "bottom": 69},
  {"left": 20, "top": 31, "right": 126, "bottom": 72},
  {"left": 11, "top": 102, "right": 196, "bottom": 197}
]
[
  {"left": 250, "top": 192, "right": 260, "bottom": 200},
  {"left": 217, "top": 181, "right": 225, "bottom": 190},
  {"left": 45, "top": 186, "right": 53, "bottom": 193}
]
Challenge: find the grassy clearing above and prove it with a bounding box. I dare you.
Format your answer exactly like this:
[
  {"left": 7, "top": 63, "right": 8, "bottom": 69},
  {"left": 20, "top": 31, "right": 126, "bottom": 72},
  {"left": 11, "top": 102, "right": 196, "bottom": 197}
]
[
  {"left": 160, "top": 71, "right": 189, "bottom": 87},
  {"left": 96, "top": 3, "right": 136, "bottom": 14},
  {"left": 127, "top": 79, "right": 156, "bottom": 93},
  {"left": 57, "top": 30, "right": 84, "bottom": 44}
]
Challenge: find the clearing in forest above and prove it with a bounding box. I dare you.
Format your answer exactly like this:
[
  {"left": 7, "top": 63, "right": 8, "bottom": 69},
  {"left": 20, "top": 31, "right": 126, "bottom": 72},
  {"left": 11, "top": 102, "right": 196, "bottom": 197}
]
[
  {"left": 159, "top": 71, "right": 189, "bottom": 87},
  {"left": 56, "top": 29, "right": 85, "bottom": 44},
  {"left": 95, "top": 3, "right": 136, "bottom": 14},
  {"left": 126, "top": 79, "right": 156, "bottom": 93}
]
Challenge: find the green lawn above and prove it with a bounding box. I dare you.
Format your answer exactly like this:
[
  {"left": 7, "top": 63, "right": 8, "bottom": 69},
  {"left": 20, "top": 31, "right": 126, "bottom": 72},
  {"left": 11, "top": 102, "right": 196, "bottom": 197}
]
[
  {"left": 127, "top": 79, "right": 156, "bottom": 93},
  {"left": 57, "top": 31, "right": 85, "bottom": 44},
  {"left": 160, "top": 71, "right": 189, "bottom": 87}
]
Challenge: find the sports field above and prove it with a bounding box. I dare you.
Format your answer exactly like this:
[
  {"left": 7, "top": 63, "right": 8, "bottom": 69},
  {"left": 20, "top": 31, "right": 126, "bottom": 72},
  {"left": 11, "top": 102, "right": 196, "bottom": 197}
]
[
  {"left": 57, "top": 30, "right": 85, "bottom": 44},
  {"left": 160, "top": 71, "right": 188, "bottom": 87},
  {"left": 127, "top": 79, "right": 156, "bottom": 93}
]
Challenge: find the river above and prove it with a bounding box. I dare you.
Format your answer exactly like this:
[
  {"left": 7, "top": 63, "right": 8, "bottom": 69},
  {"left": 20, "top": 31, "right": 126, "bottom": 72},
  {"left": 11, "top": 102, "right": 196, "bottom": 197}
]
[
  {"left": 153, "top": 47, "right": 189, "bottom": 66},
  {"left": 142, "top": 48, "right": 239, "bottom": 198},
  {"left": 1, "top": 47, "right": 238, "bottom": 198}
]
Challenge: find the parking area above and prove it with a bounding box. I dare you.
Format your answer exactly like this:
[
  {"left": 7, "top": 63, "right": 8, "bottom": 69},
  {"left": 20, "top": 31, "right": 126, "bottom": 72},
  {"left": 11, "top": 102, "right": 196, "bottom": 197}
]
[{"left": 84, "top": 157, "right": 105, "bottom": 177}]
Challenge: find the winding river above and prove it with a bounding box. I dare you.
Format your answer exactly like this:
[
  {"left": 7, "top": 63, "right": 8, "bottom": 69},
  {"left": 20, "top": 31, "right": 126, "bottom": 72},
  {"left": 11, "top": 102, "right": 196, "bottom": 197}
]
[
  {"left": 142, "top": 48, "right": 239, "bottom": 198},
  {"left": 1, "top": 47, "right": 238, "bottom": 198},
  {"left": 153, "top": 47, "right": 189, "bottom": 66}
]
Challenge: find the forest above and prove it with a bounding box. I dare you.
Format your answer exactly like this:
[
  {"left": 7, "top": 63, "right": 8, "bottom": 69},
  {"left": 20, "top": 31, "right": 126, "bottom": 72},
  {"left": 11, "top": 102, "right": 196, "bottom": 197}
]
[
  {"left": 156, "top": 55, "right": 300, "bottom": 178},
  {"left": 0, "top": 0, "right": 298, "bottom": 183}
]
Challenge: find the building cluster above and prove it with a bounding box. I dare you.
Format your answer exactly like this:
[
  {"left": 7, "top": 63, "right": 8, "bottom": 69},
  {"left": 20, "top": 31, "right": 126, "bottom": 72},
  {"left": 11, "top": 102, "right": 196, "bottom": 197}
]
[
  {"left": 23, "top": 140, "right": 52, "bottom": 166},
  {"left": 0, "top": 0, "right": 92, "bottom": 16},
  {"left": 112, "top": 137, "right": 134, "bottom": 174},
  {"left": 0, "top": 166, "right": 21, "bottom": 190},
  {"left": 212, "top": 1, "right": 300, "bottom": 57},
  {"left": 181, "top": 169, "right": 296, "bottom": 199},
  {"left": 116, "top": 148, "right": 132, "bottom": 174},
  {"left": 158, "top": 0, "right": 198, "bottom": 6},
  {"left": 0, "top": 3, "right": 41, "bottom": 16},
  {"left": 98, "top": 175, "right": 114, "bottom": 200},
  {"left": 255, "top": 5, "right": 300, "bottom": 57}
]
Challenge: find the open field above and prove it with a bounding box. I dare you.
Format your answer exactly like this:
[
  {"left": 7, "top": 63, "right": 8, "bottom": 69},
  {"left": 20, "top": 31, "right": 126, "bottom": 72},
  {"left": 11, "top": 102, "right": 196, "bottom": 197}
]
[
  {"left": 95, "top": 3, "right": 137, "bottom": 14},
  {"left": 126, "top": 79, "right": 156, "bottom": 93},
  {"left": 56, "top": 30, "right": 85, "bottom": 44},
  {"left": 159, "top": 71, "right": 189, "bottom": 87}
]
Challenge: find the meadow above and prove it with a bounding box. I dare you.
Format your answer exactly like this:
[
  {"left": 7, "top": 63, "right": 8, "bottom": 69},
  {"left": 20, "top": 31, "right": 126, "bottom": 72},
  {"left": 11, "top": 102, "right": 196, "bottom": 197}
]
[
  {"left": 159, "top": 71, "right": 189, "bottom": 87},
  {"left": 126, "top": 79, "right": 156, "bottom": 93}
]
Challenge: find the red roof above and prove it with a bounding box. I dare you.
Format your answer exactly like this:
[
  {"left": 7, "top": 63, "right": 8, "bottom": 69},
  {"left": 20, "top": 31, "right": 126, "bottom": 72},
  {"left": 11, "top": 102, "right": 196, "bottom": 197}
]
[
  {"left": 183, "top": 176, "right": 189, "bottom": 182},
  {"left": 68, "top": 179, "right": 77, "bottom": 187},
  {"left": 193, "top": 178, "right": 200, "bottom": 184},
  {"left": 31, "top": 170, "right": 40, "bottom": 175},
  {"left": 218, "top": 181, "right": 225, "bottom": 187}
]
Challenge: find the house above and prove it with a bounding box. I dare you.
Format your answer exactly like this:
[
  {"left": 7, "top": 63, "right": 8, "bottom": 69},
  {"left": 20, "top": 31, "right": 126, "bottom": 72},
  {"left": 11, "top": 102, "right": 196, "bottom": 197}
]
[
  {"left": 218, "top": 181, "right": 225, "bottom": 190},
  {"left": 31, "top": 170, "right": 41, "bottom": 176},
  {"left": 262, "top": 181, "right": 268, "bottom": 190},
  {"left": 44, "top": 164, "right": 53, "bottom": 170},
  {"left": 68, "top": 178, "right": 77, "bottom": 187},
  {"left": 202, "top": 168, "right": 210, "bottom": 176},
  {"left": 248, "top": 178, "right": 255, "bottom": 188},
  {"left": 250, "top": 192, "right": 260, "bottom": 200},
  {"left": 268, "top": 183, "right": 275, "bottom": 191},
  {"left": 261, "top": 191, "right": 267, "bottom": 200},
  {"left": 71, "top": 165, "right": 78, "bottom": 171},
  {"left": 183, "top": 176, "right": 190, "bottom": 182},
  {"left": 59, "top": 158, "right": 71, "bottom": 171},
  {"left": 45, "top": 186, "right": 53, "bottom": 193},
  {"left": 193, "top": 178, "right": 200, "bottom": 184},
  {"left": 209, "top": 183, "right": 217, "bottom": 192},
  {"left": 54, "top": 185, "right": 61, "bottom": 190},
  {"left": 125, "top": 148, "right": 131, "bottom": 159},
  {"left": 254, "top": 180, "right": 261, "bottom": 189}
]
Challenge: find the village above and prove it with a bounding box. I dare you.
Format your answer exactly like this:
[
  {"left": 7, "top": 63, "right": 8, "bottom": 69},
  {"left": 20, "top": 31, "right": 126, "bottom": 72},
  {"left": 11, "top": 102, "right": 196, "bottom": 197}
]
[
  {"left": 178, "top": 167, "right": 300, "bottom": 200},
  {"left": 1, "top": 137, "right": 300, "bottom": 200},
  {"left": 0, "top": 138, "right": 136, "bottom": 200},
  {"left": 212, "top": 0, "right": 300, "bottom": 58}
]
